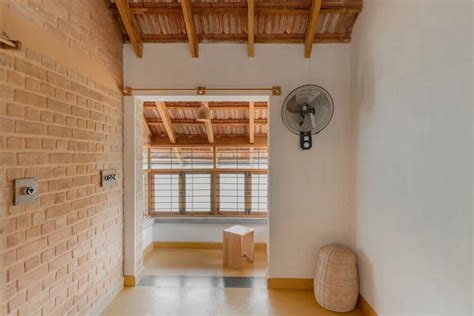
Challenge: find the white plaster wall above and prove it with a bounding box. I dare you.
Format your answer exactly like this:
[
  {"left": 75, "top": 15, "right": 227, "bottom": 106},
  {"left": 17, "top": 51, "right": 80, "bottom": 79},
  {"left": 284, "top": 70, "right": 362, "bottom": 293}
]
[
  {"left": 124, "top": 43, "right": 353, "bottom": 278},
  {"left": 350, "top": 0, "right": 473, "bottom": 315},
  {"left": 143, "top": 218, "right": 154, "bottom": 250},
  {"left": 153, "top": 223, "right": 268, "bottom": 243}
]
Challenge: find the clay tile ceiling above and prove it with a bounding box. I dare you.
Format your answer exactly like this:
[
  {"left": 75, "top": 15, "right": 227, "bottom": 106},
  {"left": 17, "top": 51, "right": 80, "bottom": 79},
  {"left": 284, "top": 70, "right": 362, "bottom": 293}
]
[
  {"left": 110, "top": 0, "right": 362, "bottom": 56},
  {"left": 143, "top": 101, "right": 268, "bottom": 146}
]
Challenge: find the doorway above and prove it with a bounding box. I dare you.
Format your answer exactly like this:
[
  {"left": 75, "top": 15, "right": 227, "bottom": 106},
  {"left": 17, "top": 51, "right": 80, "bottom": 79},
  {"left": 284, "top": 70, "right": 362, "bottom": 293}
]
[{"left": 139, "top": 96, "right": 270, "bottom": 288}]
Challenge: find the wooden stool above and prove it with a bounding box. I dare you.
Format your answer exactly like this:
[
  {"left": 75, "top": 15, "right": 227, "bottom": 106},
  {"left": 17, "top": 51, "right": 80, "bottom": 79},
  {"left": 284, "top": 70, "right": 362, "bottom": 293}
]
[{"left": 223, "top": 225, "right": 255, "bottom": 270}]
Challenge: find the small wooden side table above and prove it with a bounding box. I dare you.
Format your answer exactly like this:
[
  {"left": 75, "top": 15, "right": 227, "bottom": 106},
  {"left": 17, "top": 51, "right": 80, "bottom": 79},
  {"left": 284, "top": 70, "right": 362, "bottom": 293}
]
[{"left": 223, "top": 225, "right": 255, "bottom": 270}]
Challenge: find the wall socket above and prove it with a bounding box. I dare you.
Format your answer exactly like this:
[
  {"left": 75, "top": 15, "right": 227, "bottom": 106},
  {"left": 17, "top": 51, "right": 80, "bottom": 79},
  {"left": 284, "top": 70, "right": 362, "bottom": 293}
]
[
  {"left": 14, "top": 178, "right": 38, "bottom": 205},
  {"left": 101, "top": 169, "right": 118, "bottom": 188}
]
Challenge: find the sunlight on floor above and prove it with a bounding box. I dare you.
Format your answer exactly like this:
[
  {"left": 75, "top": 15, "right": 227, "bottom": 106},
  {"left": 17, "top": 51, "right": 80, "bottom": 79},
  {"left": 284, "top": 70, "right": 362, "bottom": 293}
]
[
  {"left": 144, "top": 248, "right": 267, "bottom": 277},
  {"left": 101, "top": 248, "right": 366, "bottom": 316}
]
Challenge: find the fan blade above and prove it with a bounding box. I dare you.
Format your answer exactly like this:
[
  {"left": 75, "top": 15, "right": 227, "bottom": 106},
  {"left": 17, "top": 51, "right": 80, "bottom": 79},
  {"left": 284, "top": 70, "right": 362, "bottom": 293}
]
[
  {"left": 307, "top": 91, "right": 322, "bottom": 110},
  {"left": 310, "top": 112, "right": 317, "bottom": 129},
  {"left": 286, "top": 95, "right": 301, "bottom": 113},
  {"left": 299, "top": 113, "right": 313, "bottom": 131}
]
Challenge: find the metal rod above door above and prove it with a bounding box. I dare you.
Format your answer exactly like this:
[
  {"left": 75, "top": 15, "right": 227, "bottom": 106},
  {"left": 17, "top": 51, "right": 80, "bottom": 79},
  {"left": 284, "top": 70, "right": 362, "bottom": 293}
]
[{"left": 122, "top": 86, "right": 281, "bottom": 96}]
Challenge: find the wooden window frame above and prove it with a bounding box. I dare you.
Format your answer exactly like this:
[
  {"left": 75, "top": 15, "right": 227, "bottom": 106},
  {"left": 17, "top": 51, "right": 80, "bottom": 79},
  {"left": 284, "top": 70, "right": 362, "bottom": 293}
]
[{"left": 148, "top": 168, "right": 268, "bottom": 218}]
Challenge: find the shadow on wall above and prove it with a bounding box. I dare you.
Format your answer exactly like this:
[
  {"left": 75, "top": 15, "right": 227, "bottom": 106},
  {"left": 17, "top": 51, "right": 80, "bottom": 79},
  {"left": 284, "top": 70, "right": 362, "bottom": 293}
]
[
  {"left": 349, "top": 15, "right": 377, "bottom": 311},
  {"left": 356, "top": 250, "right": 375, "bottom": 308}
]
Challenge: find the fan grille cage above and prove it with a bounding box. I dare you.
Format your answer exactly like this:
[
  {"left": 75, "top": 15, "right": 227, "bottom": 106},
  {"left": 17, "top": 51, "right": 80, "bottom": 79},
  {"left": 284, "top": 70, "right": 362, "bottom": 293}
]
[{"left": 281, "top": 84, "right": 334, "bottom": 135}]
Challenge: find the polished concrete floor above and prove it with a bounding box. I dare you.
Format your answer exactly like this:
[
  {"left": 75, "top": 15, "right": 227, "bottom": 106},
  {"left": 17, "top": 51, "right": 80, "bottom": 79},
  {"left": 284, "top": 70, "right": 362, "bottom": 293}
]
[
  {"left": 101, "top": 249, "right": 366, "bottom": 316},
  {"left": 143, "top": 248, "right": 267, "bottom": 277}
]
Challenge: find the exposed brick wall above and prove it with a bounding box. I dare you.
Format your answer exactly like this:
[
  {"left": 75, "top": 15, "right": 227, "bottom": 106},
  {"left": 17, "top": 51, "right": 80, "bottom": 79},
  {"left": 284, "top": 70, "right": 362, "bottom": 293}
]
[
  {"left": 0, "top": 2, "right": 123, "bottom": 315},
  {"left": 4, "top": 0, "right": 122, "bottom": 81}
]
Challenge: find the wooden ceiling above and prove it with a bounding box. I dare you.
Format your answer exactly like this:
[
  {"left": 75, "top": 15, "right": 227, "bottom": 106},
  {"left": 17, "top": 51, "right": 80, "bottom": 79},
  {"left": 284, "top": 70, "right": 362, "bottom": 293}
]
[
  {"left": 145, "top": 101, "right": 268, "bottom": 147},
  {"left": 110, "top": 0, "right": 362, "bottom": 58}
]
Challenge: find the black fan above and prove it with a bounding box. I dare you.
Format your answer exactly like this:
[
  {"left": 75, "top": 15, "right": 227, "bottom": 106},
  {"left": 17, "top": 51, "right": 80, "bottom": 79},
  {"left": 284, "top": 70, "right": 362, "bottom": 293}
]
[{"left": 281, "top": 85, "right": 334, "bottom": 150}]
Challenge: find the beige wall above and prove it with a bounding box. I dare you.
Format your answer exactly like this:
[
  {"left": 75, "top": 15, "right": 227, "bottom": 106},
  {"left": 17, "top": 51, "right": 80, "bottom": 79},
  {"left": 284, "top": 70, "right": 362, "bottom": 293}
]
[
  {"left": 350, "top": 0, "right": 472, "bottom": 314},
  {"left": 124, "top": 43, "right": 354, "bottom": 278},
  {"left": 0, "top": 1, "right": 124, "bottom": 315}
]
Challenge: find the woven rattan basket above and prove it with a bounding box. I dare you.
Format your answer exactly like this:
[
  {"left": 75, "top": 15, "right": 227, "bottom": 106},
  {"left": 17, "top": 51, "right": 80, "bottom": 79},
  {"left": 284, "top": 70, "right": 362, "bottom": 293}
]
[{"left": 314, "top": 244, "right": 358, "bottom": 312}]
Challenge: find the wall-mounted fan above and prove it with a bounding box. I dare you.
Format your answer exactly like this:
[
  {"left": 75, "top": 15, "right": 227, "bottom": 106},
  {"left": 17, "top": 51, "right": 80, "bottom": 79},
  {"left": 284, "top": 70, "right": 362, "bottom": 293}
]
[{"left": 281, "top": 85, "right": 334, "bottom": 150}]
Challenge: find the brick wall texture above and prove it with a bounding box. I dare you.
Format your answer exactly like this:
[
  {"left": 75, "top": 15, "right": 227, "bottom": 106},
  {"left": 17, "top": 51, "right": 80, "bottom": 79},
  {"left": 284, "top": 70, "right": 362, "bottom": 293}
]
[
  {"left": 5, "top": 0, "right": 123, "bottom": 81},
  {"left": 0, "top": 1, "right": 124, "bottom": 315}
]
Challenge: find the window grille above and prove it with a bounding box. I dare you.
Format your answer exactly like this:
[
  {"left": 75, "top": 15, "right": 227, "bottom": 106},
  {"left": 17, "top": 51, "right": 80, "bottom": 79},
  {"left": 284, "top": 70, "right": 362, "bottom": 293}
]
[{"left": 146, "top": 146, "right": 268, "bottom": 217}]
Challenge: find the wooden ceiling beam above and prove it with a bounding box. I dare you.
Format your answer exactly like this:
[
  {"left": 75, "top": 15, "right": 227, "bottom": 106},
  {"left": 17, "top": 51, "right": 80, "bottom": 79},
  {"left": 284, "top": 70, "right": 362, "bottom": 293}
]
[
  {"left": 143, "top": 114, "right": 152, "bottom": 136},
  {"left": 140, "top": 33, "right": 351, "bottom": 44},
  {"left": 247, "top": 0, "right": 255, "bottom": 57},
  {"left": 156, "top": 102, "right": 176, "bottom": 143},
  {"left": 151, "top": 135, "right": 268, "bottom": 147},
  {"left": 115, "top": 0, "right": 143, "bottom": 58},
  {"left": 180, "top": 0, "right": 198, "bottom": 57},
  {"left": 147, "top": 118, "right": 268, "bottom": 126},
  {"left": 249, "top": 101, "right": 255, "bottom": 144},
  {"left": 304, "top": 0, "right": 323, "bottom": 58},
  {"left": 197, "top": 102, "right": 214, "bottom": 144},
  {"left": 144, "top": 103, "right": 267, "bottom": 110},
  {"left": 122, "top": 3, "right": 362, "bottom": 13}
]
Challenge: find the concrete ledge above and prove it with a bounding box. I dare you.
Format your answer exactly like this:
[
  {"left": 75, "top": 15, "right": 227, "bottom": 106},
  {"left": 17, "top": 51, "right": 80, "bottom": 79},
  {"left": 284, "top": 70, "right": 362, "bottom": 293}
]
[
  {"left": 154, "top": 217, "right": 267, "bottom": 224},
  {"left": 154, "top": 241, "right": 267, "bottom": 251}
]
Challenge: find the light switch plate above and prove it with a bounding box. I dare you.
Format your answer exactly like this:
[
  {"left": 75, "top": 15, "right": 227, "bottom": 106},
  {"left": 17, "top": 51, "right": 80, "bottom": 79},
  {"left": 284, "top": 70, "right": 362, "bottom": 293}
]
[
  {"left": 101, "top": 169, "right": 118, "bottom": 188},
  {"left": 14, "top": 177, "right": 38, "bottom": 205}
]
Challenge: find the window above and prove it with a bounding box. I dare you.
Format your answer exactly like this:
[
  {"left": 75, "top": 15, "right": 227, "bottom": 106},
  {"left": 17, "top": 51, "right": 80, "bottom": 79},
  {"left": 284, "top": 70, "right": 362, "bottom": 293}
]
[
  {"left": 146, "top": 146, "right": 268, "bottom": 217},
  {"left": 185, "top": 173, "right": 211, "bottom": 212},
  {"left": 219, "top": 173, "right": 245, "bottom": 212}
]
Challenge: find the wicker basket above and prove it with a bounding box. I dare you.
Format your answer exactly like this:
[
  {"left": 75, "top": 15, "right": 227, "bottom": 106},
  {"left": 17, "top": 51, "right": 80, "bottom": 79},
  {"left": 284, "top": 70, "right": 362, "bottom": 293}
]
[{"left": 314, "top": 244, "right": 358, "bottom": 312}]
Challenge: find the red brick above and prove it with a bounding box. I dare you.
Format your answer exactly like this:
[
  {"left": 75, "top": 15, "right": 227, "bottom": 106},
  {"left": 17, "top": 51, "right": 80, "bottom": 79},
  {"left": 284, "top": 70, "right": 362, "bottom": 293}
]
[
  {"left": 14, "top": 58, "right": 46, "bottom": 81},
  {"left": 7, "top": 103, "right": 25, "bottom": 118},
  {"left": 7, "top": 262, "right": 25, "bottom": 282},
  {"left": 14, "top": 90, "right": 46, "bottom": 108},
  {"left": 25, "top": 255, "right": 40, "bottom": 271},
  {"left": 17, "top": 238, "right": 47, "bottom": 260},
  {"left": 47, "top": 125, "right": 71, "bottom": 138},
  {"left": 6, "top": 231, "right": 25, "bottom": 248},
  {"left": 41, "top": 248, "right": 55, "bottom": 263},
  {"left": 48, "top": 228, "right": 72, "bottom": 246},
  {"left": 7, "top": 291, "right": 26, "bottom": 313},
  {"left": 17, "top": 264, "right": 48, "bottom": 290},
  {"left": 25, "top": 137, "right": 40, "bottom": 149},
  {"left": 0, "top": 84, "right": 13, "bottom": 100},
  {"left": 26, "top": 225, "right": 41, "bottom": 241},
  {"left": 15, "top": 120, "right": 47, "bottom": 135},
  {"left": 0, "top": 153, "right": 16, "bottom": 166},
  {"left": 0, "top": 117, "right": 14, "bottom": 132},
  {"left": 47, "top": 98, "right": 70, "bottom": 114},
  {"left": 17, "top": 153, "right": 48, "bottom": 165},
  {"left": 7, "top": 70, "right": 25, "bottom": 87}
]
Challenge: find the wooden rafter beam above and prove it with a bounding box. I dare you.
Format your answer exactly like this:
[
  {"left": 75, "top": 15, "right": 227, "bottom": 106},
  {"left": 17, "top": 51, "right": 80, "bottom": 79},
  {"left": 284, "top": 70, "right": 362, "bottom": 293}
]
[
  {"left": 151, "top": 135, "right": 268, "bottom": 147},
  {"left": 144, "top": 103, "right": 268, "bottom": 110},
  {"left": 115, "top": 0, "right": 143, "bottom": 58},
  {"left": 304, "top": 0, "right": 323, "bottom": 58},
  {"left": 139, "top": 33, "right": 351, "bottom": 44},
  {"left": 197, "top": 102, "right": 214, "bottom": 143},
  {"left": 146, "top": 118, "right": 268, "bottom": 126},
  {"left": 247, "top": 0, "right": 255, "bottom": 57},
  {"left": 143, "top": 114, "right": 152, "bottom": 136},
  {"left": 180, "top": 0, "right": 198, "bottom": 57},
  {"left": 249, "top": 101, "right": 255, "bottom": 144},
  {"left": 118, "top": 2, "right": 362, "bottom": 13},
  {"left": 156, "top": 102, "right": 176, "bottom": 143}
]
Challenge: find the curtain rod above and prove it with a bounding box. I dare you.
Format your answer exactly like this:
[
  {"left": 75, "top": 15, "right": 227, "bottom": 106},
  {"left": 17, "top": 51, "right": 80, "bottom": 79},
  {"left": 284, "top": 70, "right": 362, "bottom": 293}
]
[{"left": 122, "top": 86, "right": 281, "bottom": 96}]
